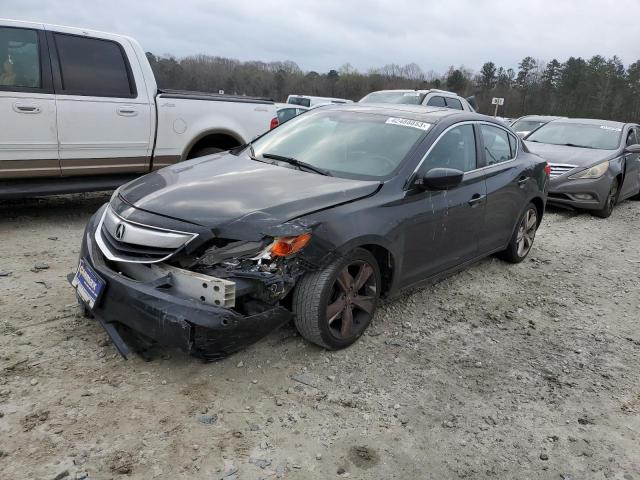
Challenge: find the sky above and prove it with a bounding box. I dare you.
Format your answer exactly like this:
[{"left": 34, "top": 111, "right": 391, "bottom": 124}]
[{"left": 3, "top": 0, "right": 640, "bottom": 75}]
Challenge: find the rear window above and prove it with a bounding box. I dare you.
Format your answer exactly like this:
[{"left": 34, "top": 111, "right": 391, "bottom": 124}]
[
  {"left": 54, "top": 33, "right": 135, "bottom": 97},
  {"left": 288, "top": 97, "right": 311, "bottom": 107},
  {"left": 359, "top": 91, "right": 425, "bottom": 105}
]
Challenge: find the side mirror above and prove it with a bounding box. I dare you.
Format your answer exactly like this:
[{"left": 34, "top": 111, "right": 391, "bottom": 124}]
[
  {"left": 417, "top": 168, "right": 464, "bottom": 190},
  {"left": 625, "top": 143, "right": 640, "bottom": 154}
]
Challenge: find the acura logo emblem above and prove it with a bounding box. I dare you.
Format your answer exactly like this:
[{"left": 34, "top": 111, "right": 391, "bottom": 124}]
[{"left": 115, "top": 223, "right": 126, "bottom": 240}]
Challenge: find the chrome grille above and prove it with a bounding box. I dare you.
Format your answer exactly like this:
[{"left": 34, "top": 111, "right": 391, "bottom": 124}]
[
  {"left": 549, "top": 163, "right": 577, "bottom": 178},
  {"left": 95, "top": 206, "right": 197, "bottom": 263}
]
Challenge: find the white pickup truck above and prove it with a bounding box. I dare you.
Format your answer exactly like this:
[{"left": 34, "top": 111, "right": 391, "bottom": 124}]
[{"left": 0, "top": 19, "right": 278, "bottom": 198}]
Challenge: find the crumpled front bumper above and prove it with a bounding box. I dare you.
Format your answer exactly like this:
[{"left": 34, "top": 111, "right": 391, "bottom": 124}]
[
  {"left": 547, "top": 171, "right": 614, "bottom": 210},
  {"left": 75, "top": 206, "right": 292, "bottom": 360}
]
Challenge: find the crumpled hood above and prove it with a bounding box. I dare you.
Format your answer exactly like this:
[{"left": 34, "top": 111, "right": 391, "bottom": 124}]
[
  {"left": 119, "top": 153, "right": 380, "bottom": 235},
  {"left": 524, "top": 142, "right": 619, "bottom": 167}
]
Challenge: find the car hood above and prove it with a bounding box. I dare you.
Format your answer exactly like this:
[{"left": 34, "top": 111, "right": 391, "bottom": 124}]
[
  {"left": 119, "top": 153, "right": 381, "bottom": 235},
  {"left": 524, "top": 142, "right": 619, "bottom": 167}
]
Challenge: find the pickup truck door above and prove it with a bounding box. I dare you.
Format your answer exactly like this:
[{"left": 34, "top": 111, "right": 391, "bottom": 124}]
[
  {"left": 0, "top": 24, "right": 59, "bottom": 179},
  {"left": 46, "top": 28, "right": 153, "bottom": 176}
]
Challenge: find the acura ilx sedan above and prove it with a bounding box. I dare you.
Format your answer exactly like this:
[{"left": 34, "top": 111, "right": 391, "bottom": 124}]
[
  {"left": 72, "top": 104, "right": 549, "bottom": 359},
  {"left": 525, "top": 119, "right": 640, "bottom": 217}
]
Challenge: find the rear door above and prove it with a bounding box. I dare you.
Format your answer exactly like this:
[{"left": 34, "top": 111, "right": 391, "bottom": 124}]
[
  {"left": 0, "top": 23, "right": 59, "bottom": 179},
  {"left": 478, "top": 123, "right": 532, "bottom": 253},
  {"left": 620, "top": 126, "right": 640, "bottom": 200},
  {"left": 47, "top": 28, "right": 153, "bottom": 176},
  {"left": 401, "top": 122, "right": 487, "bottom": 284}
]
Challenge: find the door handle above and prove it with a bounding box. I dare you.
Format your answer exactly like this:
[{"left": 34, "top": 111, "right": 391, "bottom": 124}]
[
  {"left": 13, "top": 103, "right": 41, "bottom": 114},
  {"left": 468, "top": 193, "right": 486, "bottom": 207},
  {"left": 517, "top": 176, "right": 529, "bottom": 188},
  {"left": 117, "top": 106, "right": 138, "bottom": 117}
]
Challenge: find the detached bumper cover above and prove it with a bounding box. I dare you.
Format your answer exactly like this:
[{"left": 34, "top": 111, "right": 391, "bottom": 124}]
[{"left": 76, "top": 207, "right": 292, "bottom": 359}]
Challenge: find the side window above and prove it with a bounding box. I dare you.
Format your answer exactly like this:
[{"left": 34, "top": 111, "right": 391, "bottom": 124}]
[
  {"left": 626, "top": 129, "right": 638, "bottom": 147},
  {"left": 54, "top": 33, "right": 135, "bottom": 97},
  {"left": 445, "top": 97, "right": 463, "bottom": 110},
  {"left": 423, "top": 124, "right": 477, "bottom": 172},
  {"left": 508, "top": 133, "right": 518, "bottom": 157},
  {"left": 426, "top": 95, "right": 446, "bottom": 108},
  {"left": 480, "top": 124, "right": 514, "bottom": 166},
  {"left": 0, "top": 27, "right": 41, "bottom": 89}
]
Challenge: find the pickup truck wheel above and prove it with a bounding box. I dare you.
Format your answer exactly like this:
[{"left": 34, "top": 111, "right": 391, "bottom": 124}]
[
  {"left": 292, "top": 248, "right": 381, "bottom": 350},
  {"left": 188, "top": 146, "right": 224, "bottom": 159}
]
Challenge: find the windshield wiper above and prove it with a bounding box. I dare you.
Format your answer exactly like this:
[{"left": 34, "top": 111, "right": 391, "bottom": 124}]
[
  {"left": 261, "top": 153, "right": 333, "bottom": 176},
  {"left": 559, "top": 143, "right": 593, "bottom": 149}
]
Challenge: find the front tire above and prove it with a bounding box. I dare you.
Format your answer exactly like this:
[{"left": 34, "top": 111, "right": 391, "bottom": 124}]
[
  {"left": 591, "top": 178, "right": 618, "bottom": 218},
  {"left": 292, "top": 248, "right": 381, "bottom": 350},
  {"left": 498, "top": 203, "right": 538, "bottom": 263}
]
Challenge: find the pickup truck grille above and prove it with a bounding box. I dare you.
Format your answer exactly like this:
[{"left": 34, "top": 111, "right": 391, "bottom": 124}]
[
  {"left": 549, "top": 163, "right": 578, "bottom": 178},
  {"left": 95, "top": 206, "right": 197, "bottom": 264}
]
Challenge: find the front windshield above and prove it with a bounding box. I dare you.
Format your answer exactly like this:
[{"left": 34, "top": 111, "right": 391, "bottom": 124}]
[
  {"left": 250, "top": 110, "right": 430, "bottom": 179},
  {"left": 526, "top": 122, "right": 622, "bottom": 150},
  {"left": 511, "top": 120, "right": 546, "bottom": 132},
  {"left": 359, "top": 91, "right": 425, "bottom": 105}
]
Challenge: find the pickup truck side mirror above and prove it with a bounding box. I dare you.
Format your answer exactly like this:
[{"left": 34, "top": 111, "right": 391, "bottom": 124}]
[
  {"left": 625, "top": 143, "right": 640, "bottom": 154},
  {"left": 416, "top": 168, "right": 464, "bottom": 190}
]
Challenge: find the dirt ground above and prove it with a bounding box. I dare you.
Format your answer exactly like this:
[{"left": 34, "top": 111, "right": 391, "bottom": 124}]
[{"left": 0, "top": 193, "right": 639, "bottom": 480}]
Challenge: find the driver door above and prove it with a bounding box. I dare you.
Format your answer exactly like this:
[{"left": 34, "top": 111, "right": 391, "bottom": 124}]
[
  {"left": 620, "top": 127, "right": 640, "bottom": 200},
  {"left": 400, "top": 123, "right": 487, "bottom": 286}
]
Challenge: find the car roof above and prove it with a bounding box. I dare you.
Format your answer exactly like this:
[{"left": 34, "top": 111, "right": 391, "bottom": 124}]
[
  {"left": 365, "top": 89, "right": 458, "bottom": 96},
  {"left": 317, "top": 103, "right": 500, "bottom": 126},
  {"left": 275, "top": 103, "right": 308, "bottom": 110}
]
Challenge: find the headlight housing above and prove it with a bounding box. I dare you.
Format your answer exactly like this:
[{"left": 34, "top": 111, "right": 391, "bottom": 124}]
[{"left": 569, "top": 160, "right": 609, "bottom": 180}]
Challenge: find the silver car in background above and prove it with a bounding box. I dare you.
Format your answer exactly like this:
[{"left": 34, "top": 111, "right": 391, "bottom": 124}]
[
  {"left": 511, "top": 115, "right": 565, "bottom": 137},
  {"left": 525, "top": 119, "right": 640, "bottom": 217}
]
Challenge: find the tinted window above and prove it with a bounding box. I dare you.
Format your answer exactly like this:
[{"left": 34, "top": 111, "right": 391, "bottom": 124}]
[
  {"left": 423, "top": 124, "right": 477, "bottom": 172},
  {"left": 508, "top": 133, "right": 518, "bottom": 157},
  {"left": 251, "top": 110, "right": 429, "bottom": 179},
  {"left": 445, "top": 97, "right": 463, "bottom": 110},
  {"left": 0, "top": 27, "right": 40, "bottom": 89},
  {"left": 480, "top": 124, "right": 513, "bottom": 165},
  {"left": 288, "top": 97, "right": 311, "bottom": 107},
  {"left": 277, "top": 108, "right": 298, "bottom": 124},
  {"left": 625, "top": 129, "right": 637, "bottom": 147},
  {"left": 426, "top": 96, "right": 446, "bottom": 107},
  {"left": 54, "top": 34, "right": 134, "bottom": 97},
  {"left": 526, "top": 122, "right": 622, "bottom": 150}
]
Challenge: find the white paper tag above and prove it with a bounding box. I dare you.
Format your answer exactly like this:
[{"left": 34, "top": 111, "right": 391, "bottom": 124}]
[
  {"left": 600, "top": 125, "right": 622, "bottom": 132},
  {"left": 386, "top": 117, "right": 431, "bottom": 131}
]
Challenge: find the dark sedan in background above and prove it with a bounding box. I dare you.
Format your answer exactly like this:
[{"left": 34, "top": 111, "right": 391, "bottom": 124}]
[
  {"left": 525, "top": 119, "right": 640, "bottom": 217},
  {"left": 72, "top": 104, "right": 549, "bottom": 359}
]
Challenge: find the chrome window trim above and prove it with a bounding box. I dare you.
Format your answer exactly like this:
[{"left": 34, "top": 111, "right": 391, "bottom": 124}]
[
  {"left": 95, "top": 206, "right": 198, "bottom": 264},
  {"left": 410, "top": 120, "right": 519, "bottom": 184}
]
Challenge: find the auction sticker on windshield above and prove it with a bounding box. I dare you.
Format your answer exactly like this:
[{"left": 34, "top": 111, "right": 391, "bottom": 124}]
[
  {"left": 72, "top": 258, "right": 105, "bottom": 309},
  {"left": 386, "top": 117, "right": 431, "bottom": 131},
  {"left": 600, "top": 125, "right": 622, "bottom": 132}
]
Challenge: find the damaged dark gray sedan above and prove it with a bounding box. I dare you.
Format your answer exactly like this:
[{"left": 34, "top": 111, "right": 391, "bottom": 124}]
[{"left": 72, "top": 104, "right": 549, "bottom": 360}]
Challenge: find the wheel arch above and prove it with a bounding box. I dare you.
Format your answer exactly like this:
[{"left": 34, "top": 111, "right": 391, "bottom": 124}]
[{"left": 182, "top": 129, "right": 245, "bottom": 160}]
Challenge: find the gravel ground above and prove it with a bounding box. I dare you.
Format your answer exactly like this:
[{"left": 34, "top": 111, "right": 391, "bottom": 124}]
[{"left": 0, "top": 193, "right": 639, "bottom": 480}]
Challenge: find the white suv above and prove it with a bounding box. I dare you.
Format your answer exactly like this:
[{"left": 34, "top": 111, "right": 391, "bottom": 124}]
[{"left": 359, "top": 89, "right": 475, "bottom": 112}]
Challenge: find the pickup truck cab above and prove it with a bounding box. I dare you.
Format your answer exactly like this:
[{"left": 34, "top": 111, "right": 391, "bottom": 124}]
[
  {"left": 0, "top": 19, "right": 278, "bottom": 198},
  {"left": 286, "top": 95, "right": 353, "bottom": 108}
]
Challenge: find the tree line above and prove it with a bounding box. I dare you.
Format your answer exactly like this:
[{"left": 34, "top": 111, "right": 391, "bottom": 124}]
[{"left": 146, "top": 52, "right": 640, "bottom": 121}]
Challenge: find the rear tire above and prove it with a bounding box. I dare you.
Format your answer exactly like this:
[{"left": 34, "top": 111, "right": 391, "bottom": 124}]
[
  {"left": 498, "top": 203, "right": 538, "bottom": 264},
  {"left": 591, "top": 178, "right": 618, "bottom": 218},
  {"left": 292, "top": 248, "right": 381, "bottom": 350}
]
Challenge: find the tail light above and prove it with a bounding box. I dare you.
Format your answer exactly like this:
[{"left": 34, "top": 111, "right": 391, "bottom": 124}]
[
  {"left": 270, "top": 117, "right": 279, "bottom": 130},
  {"left": 544, "top": 163, "right": 552, "bottom": 177}
]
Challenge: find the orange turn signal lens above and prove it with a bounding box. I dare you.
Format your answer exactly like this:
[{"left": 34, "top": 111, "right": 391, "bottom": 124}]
[{"left": 270, "top": 233, "right": 312, "bottom": 257}]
